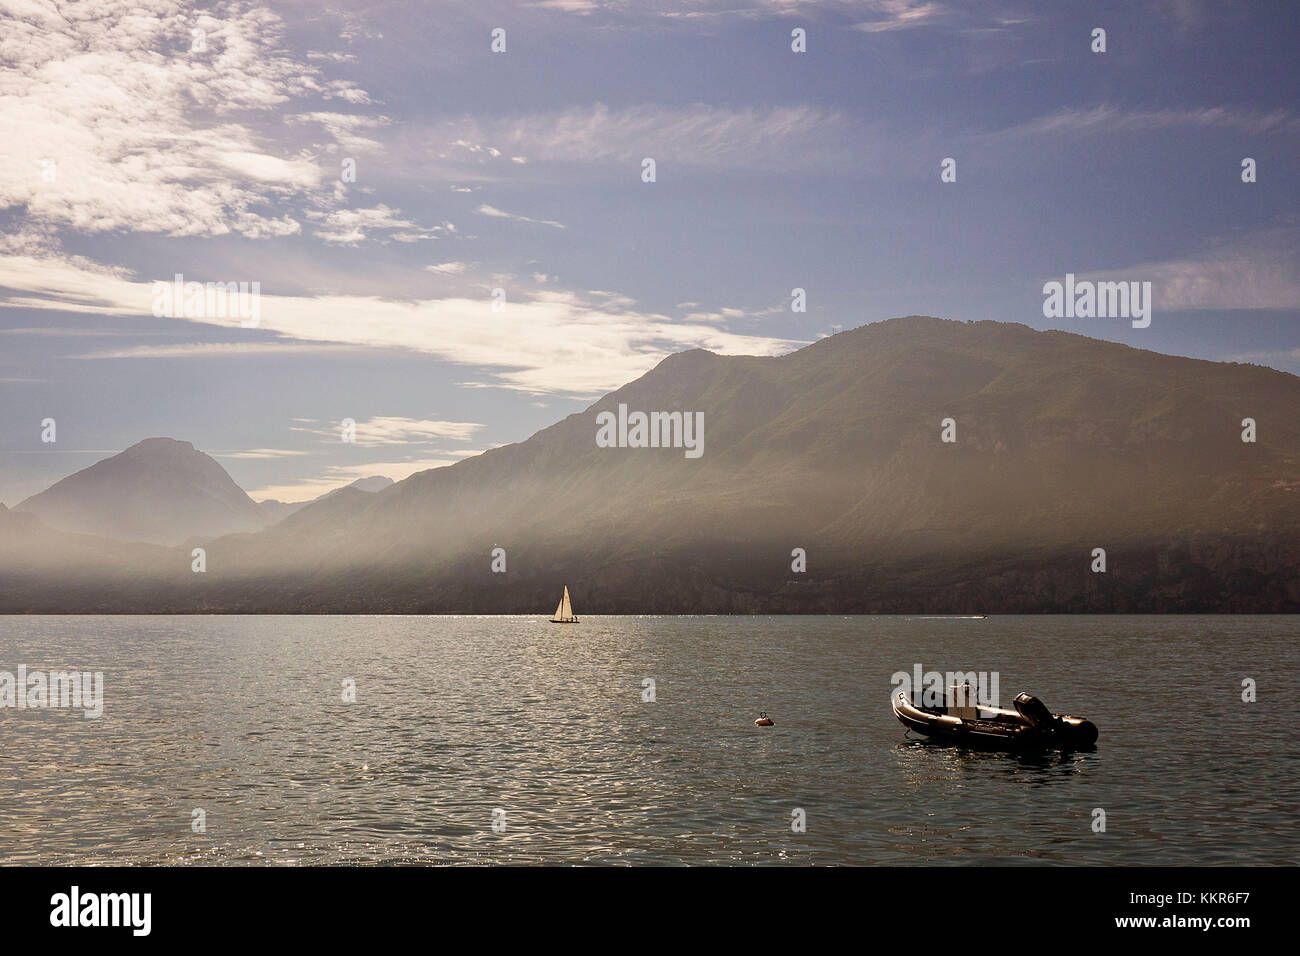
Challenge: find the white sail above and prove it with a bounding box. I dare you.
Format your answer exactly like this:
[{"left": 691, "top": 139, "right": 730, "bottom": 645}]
[{"left": 552, "top": 585, "right": 574, "bottom": 622}]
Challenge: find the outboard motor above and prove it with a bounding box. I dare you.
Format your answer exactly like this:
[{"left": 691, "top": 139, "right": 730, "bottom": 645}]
[
  {"left": 1013, "top": 693, "right": 1053, "bottom": 727},
  {"left": 1014, "top": 693, "right": 1099, "bottom": 747}
]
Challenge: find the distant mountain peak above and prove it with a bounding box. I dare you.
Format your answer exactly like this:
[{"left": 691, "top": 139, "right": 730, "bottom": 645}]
[
  {"left": 116, "top": 437, "right": 197, "bottom": 459},
  {"left": 15, "top": 438, "right": 265, "bottom": 546},
  {"left": 348, "top": 475, "right": 394, "bottom": 493},
  {"left": 127, "top": 437, "right": 193, "bottom": 450},
  {"left": 256, "top": 474, "right": 395, "bottom": 525},
  {"left": 658, "top": 347, "right": 717, "bottom": 364}
]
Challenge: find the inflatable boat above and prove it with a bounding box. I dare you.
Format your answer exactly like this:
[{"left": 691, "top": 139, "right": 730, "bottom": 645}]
[{"left": 892, "top": 689, "right": 1098, "bottom": 751}]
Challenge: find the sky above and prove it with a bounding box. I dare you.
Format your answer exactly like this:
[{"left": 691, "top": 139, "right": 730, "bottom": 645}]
[{"left": 1, "top": 0, "right": 1298, "bottom": 505}]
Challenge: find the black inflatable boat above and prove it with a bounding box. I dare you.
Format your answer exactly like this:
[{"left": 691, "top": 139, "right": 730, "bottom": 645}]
[{"left": 892, "top": 690, "right": 1098, "bottom": 751}]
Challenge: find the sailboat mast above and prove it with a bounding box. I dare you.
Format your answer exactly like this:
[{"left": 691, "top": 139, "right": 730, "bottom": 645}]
[{"left": 551, "top": 585, "right": 576, "bottom": 623}]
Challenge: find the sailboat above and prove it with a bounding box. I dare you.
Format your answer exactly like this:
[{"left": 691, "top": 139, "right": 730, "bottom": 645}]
[{"left": 550, "top": 585, "right": 578, "bottom": 624}]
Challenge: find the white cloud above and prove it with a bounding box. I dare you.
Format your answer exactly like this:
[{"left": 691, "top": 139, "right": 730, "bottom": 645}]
[
  {"left": 0, "top": 250, "right": 804, "bottom": 397},
  {"left": 682, "top": 302, "right": 785, "bottom": 323},
  {"left": 0, "top": 0, "right": 372, "bottom": 238},
  {"left": 306, "top": 51, "right": 359, "bottom": 64},
  {"left": 288, "top": 112, "right": 389, "bottom": 151},
  {"left": 528, "top": 0, "right": 601, "bottom": 11},
  {"left": 1077, "top": 229, "right": 1300, "bottom": 312},
  {"left": 248, "top": 459, "right": 464, "bottom": 503},
  {"left": 290, "top": 416, "right": 485, "bottom": 446},
  {"left": 852, "top": 1, "right": 947, "bottom": 33},
  {"left": 307, "top": 205, "right": 452, "bottom": 245},
  {"left": 475, "top": 204, "right": 565, "bottom": 229},
  {"left": 213, "top": 448, "right": 311, "bottom": 459}
]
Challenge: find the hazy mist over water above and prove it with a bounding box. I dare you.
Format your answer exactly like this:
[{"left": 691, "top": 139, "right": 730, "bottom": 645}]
[{"left": 1, "top": 615, "right": 1296, "bottom": 865}]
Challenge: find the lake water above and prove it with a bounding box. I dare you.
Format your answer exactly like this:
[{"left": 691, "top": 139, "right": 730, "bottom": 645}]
[{"left": 0, "top": 615, "right": 1295, "bottom": 865}]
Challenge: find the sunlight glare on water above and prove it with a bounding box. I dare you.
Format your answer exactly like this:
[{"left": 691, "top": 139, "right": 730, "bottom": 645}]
[{"left": 0, "top": 615, "right": 1295, "bottom": 865}]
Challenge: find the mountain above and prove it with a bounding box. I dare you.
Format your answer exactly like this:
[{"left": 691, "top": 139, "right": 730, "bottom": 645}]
[
  {"left": 346, "top": 476, "right": 396, "bottom": 494},
  {"left": 3, "top": 317, "right": 1300, "bottom": 612},
  {"left": 257, "top": 476, "right": 394, "bottom": 524},
  {"left": 14, "top": 438, "right": 268, "bottom": 546}
]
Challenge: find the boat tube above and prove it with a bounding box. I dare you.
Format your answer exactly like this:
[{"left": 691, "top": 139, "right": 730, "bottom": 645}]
[{"left": 891, "top": 690, "right": 1097, "bottom": 750}]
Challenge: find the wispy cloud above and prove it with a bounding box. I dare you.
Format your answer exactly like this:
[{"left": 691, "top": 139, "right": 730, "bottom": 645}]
[
  {"left": 212, "top": 448, "right": 311, "bottom": 459},
  {"left": 1224, "top": 348, "right": 1300, "bottom": 365},
  {"left": 287, "top": 112, "right": 390, "bottom": 151},
  {"left": 0, "top": 251, "right": 803, "bottom": 396},
  {"left": 307, "top": 205, "right": 454, "bottom": 245},
  {"left": 426, "top": 261, "right": 469, "bottom": 275},
  {"left": 431, "top": 103, "right": 854, "bottom": 172},
  {"left": 995, "top": 106, "right": 1300, "bottom": 139},
  {"left": 290, "top": 416, "right": 485, "bottom": 446},
  {"left": 1077, "top": 229, "right": 1300, "bottom": 312},
  {"left": 0, "top": 326, "right": 180, "bottom": 337},
  {"left": 65, "top": 342, "right": 363, "bottom": 360},
  {"left": 527, "top": 0, "right": 601, "bottom": 12},
  {"left": 248, "top": 458, "right": 467, "bottom": 502},
  {"left": 556, "top": 0, "right": 945, "bottom": 22},
  {"left": 476, "top": 204, "right": 565, "bottom": 229},
  {"left": 851, "top": 1, "right": 947, "bottom": 33}
]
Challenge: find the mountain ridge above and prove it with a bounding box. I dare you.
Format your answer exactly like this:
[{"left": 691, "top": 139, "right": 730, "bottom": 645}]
[
  {"left": 3, "top": 316, "right": 1298, "bottom": 612},
  {"left": 257, "top": 475, "right": 394, "bottom": 523}
]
